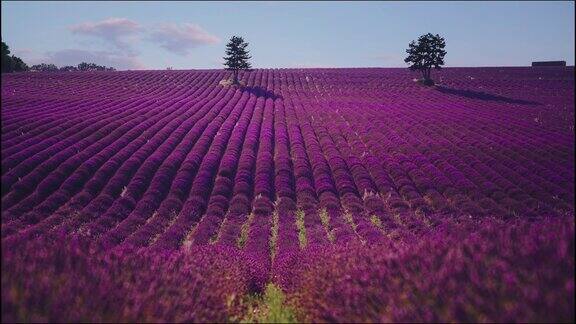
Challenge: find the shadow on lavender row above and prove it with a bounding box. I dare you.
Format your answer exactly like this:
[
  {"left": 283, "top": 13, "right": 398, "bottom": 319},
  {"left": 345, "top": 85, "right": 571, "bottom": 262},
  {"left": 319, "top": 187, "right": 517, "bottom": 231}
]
[
  {"left": 436, "top": 86, "right": 541, "bottom": 106},
  {"left": 241, "top": 86, "right": 283, "bottom": 100}
]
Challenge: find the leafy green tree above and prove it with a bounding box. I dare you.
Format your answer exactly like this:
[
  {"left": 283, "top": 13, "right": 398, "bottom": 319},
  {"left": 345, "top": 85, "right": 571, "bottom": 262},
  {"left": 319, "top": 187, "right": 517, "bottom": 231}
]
[
  {"left": 11, "top": 55, "right": 29, "bottom": 72},
  {"left": 223, "top": 36, "right": 252, "bottom": 85},
  {"left": 30, "top": 63, "right": 59, "bottom": 72},
  {"left": 2, "top": 41, "right": 29, "bottom": 72},
  {"left": 2, "top": 41, "right": 13, "bottom": 73},
  {"left": 78, "top": 62, "right": 99, "bottom": 71},
  {"left": 60, "top": 65, "right": 78, "bottom": 72},
  {"left": 2, "top": 42, "right": 11, "bottom": 71},
  {"left": 404, "top": 33, "right": 446, "bottom": 85},
  {"left": 76, "top": 62, "right": 115, "bottom": 71}
]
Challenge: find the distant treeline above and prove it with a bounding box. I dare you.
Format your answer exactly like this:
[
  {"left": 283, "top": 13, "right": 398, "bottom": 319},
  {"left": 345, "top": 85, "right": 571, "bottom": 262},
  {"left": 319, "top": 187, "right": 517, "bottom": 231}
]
[{"left": 30, "top": 62, "right": 116, "bottom": 72}]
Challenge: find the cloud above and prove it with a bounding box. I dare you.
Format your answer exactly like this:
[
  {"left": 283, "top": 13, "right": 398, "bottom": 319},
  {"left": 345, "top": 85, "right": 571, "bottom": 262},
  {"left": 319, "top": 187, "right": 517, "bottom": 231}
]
[
  {"left": 149, "top": 23, "right": 220, "bottom": 56},
  {"left": 43, "top": 49, "right": 146, "bottom": 70},
  {"left": 69, "top": 17, "right": 141, "bottom": 53}
]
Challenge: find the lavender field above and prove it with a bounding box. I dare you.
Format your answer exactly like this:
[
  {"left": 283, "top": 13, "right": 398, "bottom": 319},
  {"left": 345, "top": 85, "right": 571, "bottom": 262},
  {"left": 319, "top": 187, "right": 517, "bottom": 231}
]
[{"left": 1, "top": 67, "right": 574, "bottom": 322}]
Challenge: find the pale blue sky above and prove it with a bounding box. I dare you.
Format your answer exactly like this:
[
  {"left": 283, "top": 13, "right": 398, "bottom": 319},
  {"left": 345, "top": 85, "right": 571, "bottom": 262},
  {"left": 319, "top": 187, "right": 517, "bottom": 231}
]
[{"left": 1, "top": 1, "right": 574, "bottom": 70}]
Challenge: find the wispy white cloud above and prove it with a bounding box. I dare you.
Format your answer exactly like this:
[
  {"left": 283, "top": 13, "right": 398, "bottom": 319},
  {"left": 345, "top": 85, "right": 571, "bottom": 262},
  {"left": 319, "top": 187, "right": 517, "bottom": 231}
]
[
  {"left": 149, "top": 23, "right": 220, "bottom": 56},
  {"left": 69, "top": 17, "right": 142, "bottom": 53},
  {"left": 58, "top": 18, "right": 218, "bottom": 69}
]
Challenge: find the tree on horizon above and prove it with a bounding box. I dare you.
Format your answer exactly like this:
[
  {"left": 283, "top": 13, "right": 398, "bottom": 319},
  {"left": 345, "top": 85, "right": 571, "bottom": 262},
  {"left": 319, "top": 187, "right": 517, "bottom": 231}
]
[
  {"left": 223, "top": 36, "right": 252, "bottom": 85},
  {"left": 404, "top": 33, "right": 446, "bottom": 85},
  {"left": 2, "top": 41, "right": 29, "bottom": 73}
]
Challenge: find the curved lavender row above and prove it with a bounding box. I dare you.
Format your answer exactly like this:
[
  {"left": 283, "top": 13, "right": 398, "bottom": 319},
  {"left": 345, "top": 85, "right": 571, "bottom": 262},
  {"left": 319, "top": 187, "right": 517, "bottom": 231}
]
[
  {"left": 271, "top": 98, "right": 301, "bottom": 258},
  {"left": 1, "top": 70, "right": 198, "bottom": 158},
  {"left": 5, "top": 72, "right": 202, "bottom": 213},
  {"left": 214, "top": 75, "right": 265, "bottom": 247},
  {"left": 93, "top": 76, "right": 237, "bottom": 248},
  {"left": 1, "top": 72, "right": 223, "bottom": 245},
  {"left": 0, "top": 70, "right": 160, "bottom": 147},
  {"left": 77, "top": 77, "right": 224, "bottom": 247},
  {"left": 3, "top": 71, "right": 134, "bottom": 101},
  {"left": 364, "top": 98, "right": 572, "bottom": 215},
  {"left": 241, "top": 78, "right": 277, "bottom": 289},
  {"left": 139, "top": 88, "right": 250, "bottom": 249},
  {"left": 305, "top": 99, "right": 386, "bottom": 241},
  {"left": 326, "top": 105, "right": 438, "bottom": 234},
  {"left": 285, "top": 97, "right": 353, "bottom": 243},
  {"left": 2, "top": 97, "right": 98, "bottom": 144},
  {"left": 1, "top": 70, "right": 213, "bottom": 132},
  {"left": 3, "top": 96, "right": 181, "bottom": 217},
  {"left": 336, "top": 102, "right": 488, "bottom": 221},
  {"left": 1, "top": 97, "right": 159, "bottom": 212},
  {"left": 294, "top": 97, "right": 373, "bottom": 242},
  {"left": 0, "top": 93, "right": 166, "bottom": 199},
  {"left": 0, "top": 71, "right": 150, "bottom": 122},
  {"left": 182, "top": 91, "right": 258, "bottom": 247},
  {"left": 288, "top": 74, "right": 358, "bottom": 244},
  {"left": 2, "top": 98, "right": 129, "bottom": 160},
  {"left": 145, "top": 71, "right": 265, "bottom": 251},
  {"left": 289, "top": 97, "right": 356, "bottom": 244},
  {"left": 1, "top": 72, "right": 211, "bottom": 237},
  {"left": 1, "top": 93, "right": 103, "bottom": 130},
  {"left": 1, "top": 71, "right": 201, "bottom": 163},
  {"left": 132, "top": 89, "right": 252, "bottom": 250},
  {"left": 65, "top": 94, "right": 227, "bottom": 240},
  {"left": 344, "top": 92, "right": 568, "bottom": 220}
]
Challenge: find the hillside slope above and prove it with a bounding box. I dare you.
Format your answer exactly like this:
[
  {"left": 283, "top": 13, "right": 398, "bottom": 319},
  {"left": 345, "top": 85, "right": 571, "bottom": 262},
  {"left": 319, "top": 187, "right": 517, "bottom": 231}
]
[{"left": 1, "top": 67, "right": 574, "bottom": 322}]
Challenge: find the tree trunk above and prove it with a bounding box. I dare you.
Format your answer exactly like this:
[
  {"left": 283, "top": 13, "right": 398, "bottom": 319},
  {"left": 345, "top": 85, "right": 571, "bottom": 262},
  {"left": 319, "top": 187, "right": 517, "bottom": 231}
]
[{"left": 232, "top": 70, "right": 239, "bottom": 85}]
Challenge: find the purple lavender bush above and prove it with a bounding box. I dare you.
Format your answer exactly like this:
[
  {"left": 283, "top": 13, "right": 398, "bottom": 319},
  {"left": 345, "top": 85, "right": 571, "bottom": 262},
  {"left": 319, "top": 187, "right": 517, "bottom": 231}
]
[
  {"left": 281, "top": 216, "right": 574, "bottom": 323},
  {"left": 1, "top": 233, "right": 251, "bottom": 322}
]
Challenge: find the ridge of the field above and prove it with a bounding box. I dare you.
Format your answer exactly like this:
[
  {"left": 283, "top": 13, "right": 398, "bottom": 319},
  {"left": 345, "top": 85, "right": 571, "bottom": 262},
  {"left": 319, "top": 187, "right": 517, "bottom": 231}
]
[{"left": 1, "top": 66, "right": 574, "bottom": 321}]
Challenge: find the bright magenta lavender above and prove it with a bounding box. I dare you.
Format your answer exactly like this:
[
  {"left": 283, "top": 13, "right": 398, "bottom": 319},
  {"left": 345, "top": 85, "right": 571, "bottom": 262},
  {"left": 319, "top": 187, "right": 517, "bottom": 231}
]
[{"left": 1, "top": 67, "right": 574, "bottom": 322}]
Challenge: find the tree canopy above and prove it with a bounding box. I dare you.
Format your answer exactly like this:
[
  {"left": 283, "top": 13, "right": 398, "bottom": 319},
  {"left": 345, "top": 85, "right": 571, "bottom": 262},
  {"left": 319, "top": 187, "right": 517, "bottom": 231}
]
[
  {"left": 223, "top": 36, "right": 252, "bottom": 85},
  {"left": 404, "top": 33, "right": 446, "bottom": 85},
  {"left": 77, "top": 62, "right": 116, "bottom": 71},
  {"left": 1, "top": 41, "right": 29, "bottom": 73},
  {"left": 30, "top": 63, "right": 59, "bottom": 72}
]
